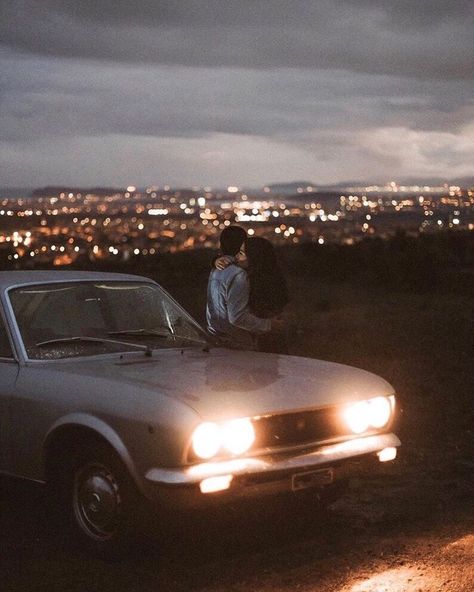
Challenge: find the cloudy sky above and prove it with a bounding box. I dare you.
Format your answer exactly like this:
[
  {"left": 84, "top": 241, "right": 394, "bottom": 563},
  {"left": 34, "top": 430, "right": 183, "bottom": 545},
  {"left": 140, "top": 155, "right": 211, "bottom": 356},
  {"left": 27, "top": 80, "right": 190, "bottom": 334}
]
[{"left": 1, "top": 0, "right": 473, "bottom": 188}]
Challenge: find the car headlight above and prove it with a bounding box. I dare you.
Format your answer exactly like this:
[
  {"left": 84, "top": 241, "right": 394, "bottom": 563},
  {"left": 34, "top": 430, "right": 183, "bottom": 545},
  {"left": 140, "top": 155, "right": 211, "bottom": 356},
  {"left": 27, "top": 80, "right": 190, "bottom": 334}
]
[
  {"left": 343, "top": 396, "right": 393, "bottom": 434},
  {"left": 368, "top": 396, "right": 392, "bottom": 428},
  {"left": 191, "top": 418, "right": 256, "bottom": 460},
  {"left": 192, "top": 422, "right": 221, "bottom": 459},
  {"left": 222, "top": 418, "right": 255, "bottom": 455}
]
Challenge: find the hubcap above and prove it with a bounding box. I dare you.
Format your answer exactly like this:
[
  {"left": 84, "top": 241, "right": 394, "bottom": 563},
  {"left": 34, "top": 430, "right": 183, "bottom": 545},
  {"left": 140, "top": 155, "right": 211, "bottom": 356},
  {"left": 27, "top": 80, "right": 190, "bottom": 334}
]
[{"left": 73, "top": 463, "right": 122, "bottom": 541}]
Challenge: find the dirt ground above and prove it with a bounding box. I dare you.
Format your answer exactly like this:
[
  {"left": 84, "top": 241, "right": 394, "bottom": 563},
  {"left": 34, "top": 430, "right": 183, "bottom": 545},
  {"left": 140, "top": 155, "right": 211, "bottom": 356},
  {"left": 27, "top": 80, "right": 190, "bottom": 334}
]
[
  {"left": 1, "top": 277, "right": 473, "bottom": 591},
  {"left": 1, "top": 458, "right": 473, "bottom": 591}
]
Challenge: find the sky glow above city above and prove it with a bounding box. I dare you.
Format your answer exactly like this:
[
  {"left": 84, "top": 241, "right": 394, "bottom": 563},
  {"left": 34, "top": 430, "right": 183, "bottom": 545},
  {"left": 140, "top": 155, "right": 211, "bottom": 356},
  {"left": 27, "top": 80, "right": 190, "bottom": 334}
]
[{"left": 1, "top": 0, "right": 473, "bottom": 188}]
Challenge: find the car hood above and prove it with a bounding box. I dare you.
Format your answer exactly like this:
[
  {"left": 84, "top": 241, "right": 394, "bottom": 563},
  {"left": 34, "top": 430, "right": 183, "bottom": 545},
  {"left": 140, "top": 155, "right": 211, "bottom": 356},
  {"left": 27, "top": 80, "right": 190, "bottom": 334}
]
[{"left": 45, "top": 347, "right": 395, "bottom": 421}]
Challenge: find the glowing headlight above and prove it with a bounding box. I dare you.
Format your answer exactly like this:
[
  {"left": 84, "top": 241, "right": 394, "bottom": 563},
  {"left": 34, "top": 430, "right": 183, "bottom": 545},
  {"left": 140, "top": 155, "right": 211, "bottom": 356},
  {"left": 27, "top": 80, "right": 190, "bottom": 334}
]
[
  {"left": 192, "top": 422, "right": 221, "bottom": 459},
  {"left": 191, "top": 418, "right": 256, "bottom": 460},
  {"left": 344, "top": 396, "right": 393, "bottom": 434},
  {"left": 343, "top": 401, "right": 370, "bottom": 434},
  {"left": 367, "top": 396, "right": 392, "bottom": 428},
  {"left": 222, "top": 418, "right": 255, "bottom": 455}
]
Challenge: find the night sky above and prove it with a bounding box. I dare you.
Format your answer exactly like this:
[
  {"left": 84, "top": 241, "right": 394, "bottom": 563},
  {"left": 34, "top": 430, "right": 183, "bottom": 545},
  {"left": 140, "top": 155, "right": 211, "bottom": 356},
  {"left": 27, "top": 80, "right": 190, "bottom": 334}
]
[{"left": 1, "top": 1, "right": 473, "bottom": 188}]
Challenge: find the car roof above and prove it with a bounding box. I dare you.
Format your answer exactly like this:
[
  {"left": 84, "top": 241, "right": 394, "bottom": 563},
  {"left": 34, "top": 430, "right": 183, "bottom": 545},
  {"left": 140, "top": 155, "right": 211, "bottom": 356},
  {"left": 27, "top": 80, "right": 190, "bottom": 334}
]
[{"left": 0, "top": 270, "right": 155, "bottom": 292}]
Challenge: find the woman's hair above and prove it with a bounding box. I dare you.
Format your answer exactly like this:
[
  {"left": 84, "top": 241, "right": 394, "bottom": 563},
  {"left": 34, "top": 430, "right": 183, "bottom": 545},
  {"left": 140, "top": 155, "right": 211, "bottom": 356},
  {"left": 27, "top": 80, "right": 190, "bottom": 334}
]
[{"left": 245, "top": 236, "right": 289, "bottom": 318}]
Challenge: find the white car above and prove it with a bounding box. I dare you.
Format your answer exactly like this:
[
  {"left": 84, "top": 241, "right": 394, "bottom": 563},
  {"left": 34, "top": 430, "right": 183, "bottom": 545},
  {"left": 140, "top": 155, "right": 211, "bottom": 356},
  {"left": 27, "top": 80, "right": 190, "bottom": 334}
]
[{"left": 0, "top": 270, "right": 400, "bottom": 554}]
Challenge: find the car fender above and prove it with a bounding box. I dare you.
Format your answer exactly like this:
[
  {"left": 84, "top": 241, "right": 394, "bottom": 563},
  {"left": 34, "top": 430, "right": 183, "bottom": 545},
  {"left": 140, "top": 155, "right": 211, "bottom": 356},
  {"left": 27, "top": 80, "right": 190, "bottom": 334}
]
[{"left": 43, "top": 412, "right": 142, "bottom": 489}]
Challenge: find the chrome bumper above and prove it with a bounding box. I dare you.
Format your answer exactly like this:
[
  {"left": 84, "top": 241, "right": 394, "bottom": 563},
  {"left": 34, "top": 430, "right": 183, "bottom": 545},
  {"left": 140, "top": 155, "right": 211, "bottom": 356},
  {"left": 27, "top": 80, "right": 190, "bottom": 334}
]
[{"left": 146, "top": 432, "right": 400, "bottom": 488}]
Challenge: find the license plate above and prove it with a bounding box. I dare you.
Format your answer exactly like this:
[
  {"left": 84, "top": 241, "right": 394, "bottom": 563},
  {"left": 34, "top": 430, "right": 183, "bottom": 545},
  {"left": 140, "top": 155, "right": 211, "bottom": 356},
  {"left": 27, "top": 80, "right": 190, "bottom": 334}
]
[{"left": 291, "top": 468, "right": 334, "bottom": 492}]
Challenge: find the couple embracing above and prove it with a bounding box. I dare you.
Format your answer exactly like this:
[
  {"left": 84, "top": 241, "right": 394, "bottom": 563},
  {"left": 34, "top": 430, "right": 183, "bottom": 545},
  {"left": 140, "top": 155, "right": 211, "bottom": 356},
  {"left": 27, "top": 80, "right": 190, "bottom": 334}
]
[{"left": 206, "top": 225, "right": 289, "bottom": 353}]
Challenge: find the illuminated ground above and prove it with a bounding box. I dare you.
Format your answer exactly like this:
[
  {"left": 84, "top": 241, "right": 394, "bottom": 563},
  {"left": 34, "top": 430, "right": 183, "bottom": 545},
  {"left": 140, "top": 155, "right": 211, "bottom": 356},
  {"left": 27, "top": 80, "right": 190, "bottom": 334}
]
[{"left": 1, "top": 461, "right": 473, "bottom": 591}]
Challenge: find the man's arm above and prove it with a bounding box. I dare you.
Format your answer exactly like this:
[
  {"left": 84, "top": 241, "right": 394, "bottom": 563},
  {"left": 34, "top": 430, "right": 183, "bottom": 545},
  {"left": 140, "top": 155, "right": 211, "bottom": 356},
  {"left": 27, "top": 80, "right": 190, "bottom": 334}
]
[{"left": 227, "top": 270, "right": 271, "bottom": 333}]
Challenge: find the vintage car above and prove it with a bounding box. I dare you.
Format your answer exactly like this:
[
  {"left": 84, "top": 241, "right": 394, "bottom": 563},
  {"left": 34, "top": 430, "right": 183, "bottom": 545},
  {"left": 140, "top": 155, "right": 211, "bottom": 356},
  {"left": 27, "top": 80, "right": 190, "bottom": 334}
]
[{"left": 0, "top": 270, "right": 400, "bottom": 554}]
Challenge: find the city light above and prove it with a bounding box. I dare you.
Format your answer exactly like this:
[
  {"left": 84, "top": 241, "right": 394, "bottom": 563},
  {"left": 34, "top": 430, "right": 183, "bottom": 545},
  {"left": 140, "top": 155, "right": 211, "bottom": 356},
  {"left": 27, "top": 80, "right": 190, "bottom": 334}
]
[{"left": 0, "top": 183, "right": 472, "bottom": 266}]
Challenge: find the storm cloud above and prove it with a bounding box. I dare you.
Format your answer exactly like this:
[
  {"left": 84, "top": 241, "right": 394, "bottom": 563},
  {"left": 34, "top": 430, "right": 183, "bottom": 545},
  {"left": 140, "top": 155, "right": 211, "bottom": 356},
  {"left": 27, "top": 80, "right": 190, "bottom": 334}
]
[
  {"left": 0, "top": 0, "right": 473, "bottom": 187},
  {"left": 2, "top": 1, "right": 473, "bottom": 78}
]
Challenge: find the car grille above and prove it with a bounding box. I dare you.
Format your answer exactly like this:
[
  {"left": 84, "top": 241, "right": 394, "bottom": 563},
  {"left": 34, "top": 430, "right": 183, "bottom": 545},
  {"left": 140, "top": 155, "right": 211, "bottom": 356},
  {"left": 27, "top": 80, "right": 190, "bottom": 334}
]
[{"left": 252, "top": 405, "right": 354, "bottom": 452}]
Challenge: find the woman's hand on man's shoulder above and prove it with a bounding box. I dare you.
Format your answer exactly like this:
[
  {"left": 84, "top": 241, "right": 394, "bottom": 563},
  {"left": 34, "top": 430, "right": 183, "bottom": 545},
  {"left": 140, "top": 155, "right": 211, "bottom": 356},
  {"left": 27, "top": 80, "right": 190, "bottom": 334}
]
[{"left": 215, "top": 255, "right": 235, "bottom": 270}]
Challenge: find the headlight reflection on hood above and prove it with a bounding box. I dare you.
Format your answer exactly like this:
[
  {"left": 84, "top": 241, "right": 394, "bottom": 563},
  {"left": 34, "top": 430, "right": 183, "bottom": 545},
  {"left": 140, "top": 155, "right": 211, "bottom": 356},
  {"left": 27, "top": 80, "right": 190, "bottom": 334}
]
[
  {"left": 343, "top": 396, "right": 393, "bottom": 434},
  {"left": 192, "top": 418, "right": 256, "bottom": 460}
]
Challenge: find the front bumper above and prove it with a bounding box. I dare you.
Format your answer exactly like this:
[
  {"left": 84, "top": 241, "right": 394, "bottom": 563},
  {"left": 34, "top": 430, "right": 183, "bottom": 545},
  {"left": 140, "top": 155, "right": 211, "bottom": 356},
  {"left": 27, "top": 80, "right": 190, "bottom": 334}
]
[{"left": 144, "top": 432, "right": 400, "bottom": 507}]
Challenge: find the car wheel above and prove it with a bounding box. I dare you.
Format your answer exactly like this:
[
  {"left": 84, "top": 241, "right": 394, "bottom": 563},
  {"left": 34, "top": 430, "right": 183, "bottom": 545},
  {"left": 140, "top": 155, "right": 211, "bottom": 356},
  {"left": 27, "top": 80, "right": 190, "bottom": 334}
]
[{"left": 60, "top": 443, "right": 143, "bottom": 558}]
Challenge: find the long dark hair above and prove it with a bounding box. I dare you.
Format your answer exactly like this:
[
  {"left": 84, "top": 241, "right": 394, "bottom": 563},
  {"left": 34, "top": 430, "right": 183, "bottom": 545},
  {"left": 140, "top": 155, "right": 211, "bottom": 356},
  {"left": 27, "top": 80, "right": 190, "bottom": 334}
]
[{"left": 245, "top": 236, "right": 289, "bottom": 318}]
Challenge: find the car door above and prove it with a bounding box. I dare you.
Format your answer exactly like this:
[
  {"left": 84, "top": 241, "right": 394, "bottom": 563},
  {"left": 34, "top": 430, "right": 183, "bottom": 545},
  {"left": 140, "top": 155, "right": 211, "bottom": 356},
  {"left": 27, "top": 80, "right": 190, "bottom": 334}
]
[{"left": 0, "top": 307, "right": 20, "bottom": 473}]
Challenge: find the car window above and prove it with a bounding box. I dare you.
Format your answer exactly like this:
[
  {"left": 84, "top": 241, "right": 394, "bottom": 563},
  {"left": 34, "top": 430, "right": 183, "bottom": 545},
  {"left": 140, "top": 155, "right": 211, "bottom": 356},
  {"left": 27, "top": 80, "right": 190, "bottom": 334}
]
[
  {"left": 100, "top": 283, "right": 170, "bottom": 331},
  {"left": 0, "top": 313, "right": 13, "bottom": 358},
  {"left": 8, "top": 281, "right": 206, "bottom": 360}
]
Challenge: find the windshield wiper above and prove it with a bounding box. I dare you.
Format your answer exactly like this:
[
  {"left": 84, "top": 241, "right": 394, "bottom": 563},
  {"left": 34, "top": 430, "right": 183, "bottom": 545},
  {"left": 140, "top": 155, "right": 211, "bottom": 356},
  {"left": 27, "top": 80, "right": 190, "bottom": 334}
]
[
  {"left": 108, "top": 328, "right": 171, "bottom": 338},
  {"left": 35, "top": 336, "right": 154, "bottom": 356},
  {"left": 108, "top": 328, "right": 209, "bottom": 349}
]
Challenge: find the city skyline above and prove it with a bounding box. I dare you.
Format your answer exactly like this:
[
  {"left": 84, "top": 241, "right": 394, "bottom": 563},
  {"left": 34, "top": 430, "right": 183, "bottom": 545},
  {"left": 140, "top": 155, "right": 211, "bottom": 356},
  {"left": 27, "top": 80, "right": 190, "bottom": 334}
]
[
  {"left": 1, "top": 1, "right": 473, "bottom": 188},
  {"left": 2, "top": 175, "right": 474, "bottom": 199},
  {"left": 1, "top": 183, "right": 472, "bottom": 268}
]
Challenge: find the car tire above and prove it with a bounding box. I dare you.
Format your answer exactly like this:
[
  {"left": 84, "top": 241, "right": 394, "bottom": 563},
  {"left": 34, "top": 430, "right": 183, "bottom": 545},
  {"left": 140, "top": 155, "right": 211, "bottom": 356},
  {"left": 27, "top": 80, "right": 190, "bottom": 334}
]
[{"left": 54, "top": 442, "right": 144, "bottom": 559}]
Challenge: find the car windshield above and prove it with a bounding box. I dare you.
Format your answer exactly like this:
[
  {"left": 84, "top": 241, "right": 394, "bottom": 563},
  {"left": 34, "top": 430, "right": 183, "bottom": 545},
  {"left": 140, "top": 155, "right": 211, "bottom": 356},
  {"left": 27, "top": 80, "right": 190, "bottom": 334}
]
[{"left": 8, "top": 281, "right": 207, "bottom": 360}]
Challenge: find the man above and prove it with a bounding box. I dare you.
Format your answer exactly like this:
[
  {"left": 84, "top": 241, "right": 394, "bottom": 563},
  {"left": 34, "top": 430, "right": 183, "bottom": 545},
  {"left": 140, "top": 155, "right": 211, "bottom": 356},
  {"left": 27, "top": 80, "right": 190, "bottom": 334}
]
[{"left": 206, "top": 226, "right": 271, "bottom": 349}]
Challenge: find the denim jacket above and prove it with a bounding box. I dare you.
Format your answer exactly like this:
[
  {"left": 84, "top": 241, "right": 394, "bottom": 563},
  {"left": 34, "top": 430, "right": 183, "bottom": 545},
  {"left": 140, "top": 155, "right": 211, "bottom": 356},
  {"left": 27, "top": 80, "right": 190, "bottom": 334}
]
[{"left": 206, "top": 264, "right": 271, "bottom": 349}]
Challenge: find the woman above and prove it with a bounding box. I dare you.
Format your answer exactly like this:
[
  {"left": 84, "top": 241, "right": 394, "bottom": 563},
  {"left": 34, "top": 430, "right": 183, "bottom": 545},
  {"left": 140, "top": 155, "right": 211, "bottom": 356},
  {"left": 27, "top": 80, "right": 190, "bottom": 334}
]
[{"left": 218, "top": 236, "right": 289, "bottom": 353}]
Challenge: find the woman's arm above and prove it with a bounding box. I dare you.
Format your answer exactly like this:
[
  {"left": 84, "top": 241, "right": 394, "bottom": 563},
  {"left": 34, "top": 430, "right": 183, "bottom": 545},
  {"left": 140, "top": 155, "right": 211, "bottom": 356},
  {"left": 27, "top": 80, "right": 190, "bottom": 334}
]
[{"left": 215, "top": 255, "right": 235, "bottom": 270}]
